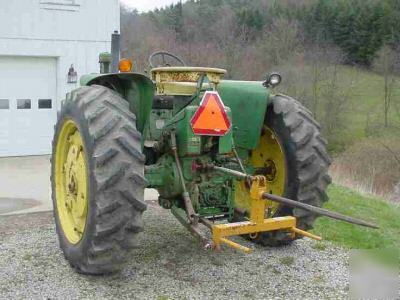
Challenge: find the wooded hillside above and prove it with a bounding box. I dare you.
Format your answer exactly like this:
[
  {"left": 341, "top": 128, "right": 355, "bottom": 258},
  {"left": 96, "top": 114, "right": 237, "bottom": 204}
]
[
  {"left": 122, "top": 0, "right": 400, "bottom": 73},
  {"left": 121, "top": 0, "right": 400, "bottom": 199}
]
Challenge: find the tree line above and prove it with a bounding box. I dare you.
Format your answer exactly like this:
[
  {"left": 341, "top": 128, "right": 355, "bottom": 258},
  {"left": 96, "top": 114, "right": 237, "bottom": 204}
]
[
  {"left": 122, "top": 0, "right": 400, "bottom": 70},
  {"left": 303, "top": 0, "right": 400, "bottom": 66}
]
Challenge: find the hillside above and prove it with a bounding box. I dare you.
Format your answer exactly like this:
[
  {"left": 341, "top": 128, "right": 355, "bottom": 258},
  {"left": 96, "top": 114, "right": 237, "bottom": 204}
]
[
  {"left": 121, "top": 0, "right": 400, "bottom": 198},
  {"left": 276, "top": 64, "right": 400, "bottom": 149},
  {"left": 314, "top": 185, "right": 400, "bottom": 250}
]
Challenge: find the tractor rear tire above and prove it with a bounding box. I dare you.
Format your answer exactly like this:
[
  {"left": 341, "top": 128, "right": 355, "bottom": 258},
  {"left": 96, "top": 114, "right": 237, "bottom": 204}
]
[
  {"left": 254, "top": 94, "right": 332, "bottom": 246},
  {"left": 51, "top": 85, "right": 147, "bottom": 275}
]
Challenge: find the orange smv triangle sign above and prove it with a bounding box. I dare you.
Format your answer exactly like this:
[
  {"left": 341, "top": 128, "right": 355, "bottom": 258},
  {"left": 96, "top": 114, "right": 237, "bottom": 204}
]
[{"left": 190, "top": 91, "right": 231, "bottom": 136}]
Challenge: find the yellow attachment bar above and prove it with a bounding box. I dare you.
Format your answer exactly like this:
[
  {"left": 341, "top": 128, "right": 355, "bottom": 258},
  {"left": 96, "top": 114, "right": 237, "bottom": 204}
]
[
  {"left": 291, "top": 227, "right": 322, "bottom": 241},
  {"left": 211, "top": 175, "right": 323, "bottom": 254},
  {"left": 249, "top": 176, "right": 268, "bottom": 224},
  {"left": 212, "top": 216, "right": 297, "bottom": 253},
  {"left": 219, "top": 238, "right": 253, "bottom": 254}
]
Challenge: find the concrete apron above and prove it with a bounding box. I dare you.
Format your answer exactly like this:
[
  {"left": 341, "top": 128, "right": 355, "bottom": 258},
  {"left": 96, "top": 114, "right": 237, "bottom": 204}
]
[
  {"left": 0, "top": 198, "right": 43, "bottom": 215},
  {"left": 0, "top": 155, "right": 52, "bottom": 216},
  {"left": 0, "top": 155, "right": 159, "bottom": 216}
]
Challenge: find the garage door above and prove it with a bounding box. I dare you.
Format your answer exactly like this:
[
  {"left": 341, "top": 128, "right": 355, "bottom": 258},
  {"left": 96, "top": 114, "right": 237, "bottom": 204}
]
[{"left": 0, "top": 56, "right": 57, "bottom": 157}]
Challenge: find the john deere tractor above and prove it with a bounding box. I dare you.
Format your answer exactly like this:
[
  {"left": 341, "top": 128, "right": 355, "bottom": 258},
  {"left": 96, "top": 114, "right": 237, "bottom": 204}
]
[{"left": 51, "top": 34, "right": 376, "bottom": 274}]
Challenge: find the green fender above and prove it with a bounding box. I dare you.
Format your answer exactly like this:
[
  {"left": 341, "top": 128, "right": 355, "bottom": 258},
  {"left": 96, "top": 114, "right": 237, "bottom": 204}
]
[
  {"left": 217, "top": 80, "right": 272, "bottom": 150},
  {"left": 80, "top": 73, "right": 155, "bottom": 134}
]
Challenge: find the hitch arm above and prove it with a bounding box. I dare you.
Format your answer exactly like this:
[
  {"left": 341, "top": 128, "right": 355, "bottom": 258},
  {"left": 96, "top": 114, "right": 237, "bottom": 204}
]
[{"left": 170, "top": 131, "right": 198, "bottom": 224}]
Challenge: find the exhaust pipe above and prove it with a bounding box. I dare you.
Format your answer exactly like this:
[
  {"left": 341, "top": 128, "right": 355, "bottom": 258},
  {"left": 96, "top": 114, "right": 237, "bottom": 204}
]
[{"left": 111, "top": 30, "right": 120, "bottom": 73}]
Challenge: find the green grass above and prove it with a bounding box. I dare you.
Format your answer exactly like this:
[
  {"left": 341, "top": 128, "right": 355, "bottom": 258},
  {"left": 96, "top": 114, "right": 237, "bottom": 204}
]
[
  {"left": 312, "top": 185, "right": 400, "bottom": 249},
  {"left": 338, "top": 66, "right": 400, "bottom": 139}
]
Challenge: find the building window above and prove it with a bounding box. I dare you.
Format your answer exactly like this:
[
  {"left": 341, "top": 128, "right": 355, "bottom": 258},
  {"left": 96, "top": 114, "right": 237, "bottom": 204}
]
[
  {"left": 39, "top": 0, "right": 81, "bottom": 12},
  {"left": 0, "top": 99, "right": 9, "bottom": 110},
  {"left": 38, "top": 99, "right": 52, "bottom": 109},
  {"left": 17, "top": 99, "right": 31, "bottom": 110}
]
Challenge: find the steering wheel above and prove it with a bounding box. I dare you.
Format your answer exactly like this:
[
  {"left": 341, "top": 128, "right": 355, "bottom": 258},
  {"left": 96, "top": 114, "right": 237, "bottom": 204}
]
[{"left": 149, "top": 51, "right": 186, "bottom": 68}]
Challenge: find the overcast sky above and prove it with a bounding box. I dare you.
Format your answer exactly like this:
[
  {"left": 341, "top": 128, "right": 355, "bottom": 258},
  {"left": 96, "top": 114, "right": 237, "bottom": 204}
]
[{"left": 120, "top": 0, "right": 185, "bottom": 12}]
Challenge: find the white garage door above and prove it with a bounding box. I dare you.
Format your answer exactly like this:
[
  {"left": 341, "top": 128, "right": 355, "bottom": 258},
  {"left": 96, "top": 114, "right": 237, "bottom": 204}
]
[{"left": 0, "top": 56, "right": 57, "bottom": 157}]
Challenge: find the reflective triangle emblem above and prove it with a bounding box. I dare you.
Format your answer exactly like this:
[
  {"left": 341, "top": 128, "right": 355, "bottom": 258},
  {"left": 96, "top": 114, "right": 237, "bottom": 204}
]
[{"left": 190, "top": 91, "right": 231, "bottom": 136}]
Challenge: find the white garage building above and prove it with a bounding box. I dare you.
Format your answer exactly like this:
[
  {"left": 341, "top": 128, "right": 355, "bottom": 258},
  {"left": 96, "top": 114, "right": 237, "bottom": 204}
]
[{"left": 0, "top": 0, "right": 120, "bottom": 157}]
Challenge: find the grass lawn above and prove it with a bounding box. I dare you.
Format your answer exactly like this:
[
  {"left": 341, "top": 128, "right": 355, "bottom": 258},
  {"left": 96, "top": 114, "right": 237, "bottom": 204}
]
[{"left": 312, "top": 184, "right": 400, "bottom": 249}]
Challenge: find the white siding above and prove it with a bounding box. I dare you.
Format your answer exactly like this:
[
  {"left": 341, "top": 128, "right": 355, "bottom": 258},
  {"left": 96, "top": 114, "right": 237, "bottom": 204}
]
[
  {"left": 0, "top": 0, "right": 119, "bottom": 42},
  {"left": 0, "top": 0, "right": 120, "bottom": 110}
]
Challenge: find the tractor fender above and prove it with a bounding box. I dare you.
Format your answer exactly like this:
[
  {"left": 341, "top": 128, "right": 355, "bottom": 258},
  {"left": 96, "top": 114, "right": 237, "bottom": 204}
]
[
  {"left": 80, "top": 73, "right": 155, "bottom": 134},
  {"left": 217, "top": 80, "right": 272, "bottom": 150}
]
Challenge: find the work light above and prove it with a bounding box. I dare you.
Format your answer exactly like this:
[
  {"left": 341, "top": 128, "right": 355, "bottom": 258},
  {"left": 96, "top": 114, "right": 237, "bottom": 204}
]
[{"left": 264, "top": 72, "right": 282, "bottom": 88}]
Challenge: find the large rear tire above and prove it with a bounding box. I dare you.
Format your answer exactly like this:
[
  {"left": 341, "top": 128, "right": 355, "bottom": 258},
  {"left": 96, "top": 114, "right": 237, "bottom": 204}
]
[
  {"left": 51, "top": 85, "right": 147, "bottom": 274},
  {"left": 236, "top": 94, "right": 332, "bottom": 246}
]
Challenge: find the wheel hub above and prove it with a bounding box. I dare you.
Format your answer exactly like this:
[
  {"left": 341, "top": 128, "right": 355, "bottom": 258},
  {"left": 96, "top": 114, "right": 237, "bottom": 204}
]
[
  {"left": 264, "top": 159, "right": 277, "bottom": 181},
  {"left": 234, "top": 125, "right": 286, "bottom": 217},
  {"left": 55, "top": 120, "right": 88, "bottom": 244}
]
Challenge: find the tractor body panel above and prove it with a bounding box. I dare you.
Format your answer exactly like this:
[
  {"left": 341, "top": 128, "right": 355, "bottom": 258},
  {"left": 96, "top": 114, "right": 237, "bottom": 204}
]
[{"left": 162, "top": 105, "right": 234, "bottom": 156}]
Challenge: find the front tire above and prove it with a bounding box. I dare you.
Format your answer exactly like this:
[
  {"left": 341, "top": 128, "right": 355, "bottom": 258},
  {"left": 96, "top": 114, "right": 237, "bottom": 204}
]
[{"left": 51, "top": 85, "right": 147, "bottom": 274}]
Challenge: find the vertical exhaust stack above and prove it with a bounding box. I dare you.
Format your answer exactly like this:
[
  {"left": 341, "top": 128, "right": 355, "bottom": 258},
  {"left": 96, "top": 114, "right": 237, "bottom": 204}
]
[{"left": 111, "top": 30, "right": 120, "bottom": 73}]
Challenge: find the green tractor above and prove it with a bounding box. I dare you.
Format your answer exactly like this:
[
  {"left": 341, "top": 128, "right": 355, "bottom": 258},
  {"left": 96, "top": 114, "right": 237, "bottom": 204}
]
[{"left": 51, "top": 35, "right": 376, "bottom": 275}]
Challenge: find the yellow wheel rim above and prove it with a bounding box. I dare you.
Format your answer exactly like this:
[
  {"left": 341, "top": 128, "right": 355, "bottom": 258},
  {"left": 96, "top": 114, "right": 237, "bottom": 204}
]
[
  {"left": 235, "top": 125, "right": 286, "bottom": 217},
  {"left": 54, "top": 119, "right": 88, "bottom": 244}
]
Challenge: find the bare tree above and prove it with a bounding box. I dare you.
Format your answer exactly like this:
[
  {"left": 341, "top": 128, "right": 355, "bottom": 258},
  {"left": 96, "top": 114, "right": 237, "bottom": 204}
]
[
  {"left": 373, "top": 46, "right": 398, "bottom": 127},
  {"left": 380, "top": 142, "right": 400, "bottom": 168},
  {"left": 263, "top": 18, "right": 303, "bottom": 67}
]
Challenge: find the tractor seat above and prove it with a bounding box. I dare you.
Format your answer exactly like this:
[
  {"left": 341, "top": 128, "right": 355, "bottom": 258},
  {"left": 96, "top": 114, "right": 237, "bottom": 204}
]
[{"left": 150, "top": 67, "right": 227, "bottom": 96}]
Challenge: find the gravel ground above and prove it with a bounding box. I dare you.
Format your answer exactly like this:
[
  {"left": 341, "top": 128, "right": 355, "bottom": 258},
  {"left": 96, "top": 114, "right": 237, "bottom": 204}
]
[{"left": 0, "top": 201, "right": 350, "bottom": 299}]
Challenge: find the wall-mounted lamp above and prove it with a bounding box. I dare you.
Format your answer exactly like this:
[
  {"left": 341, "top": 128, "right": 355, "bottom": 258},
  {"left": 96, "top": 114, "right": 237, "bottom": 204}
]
[{"left": 67, "top": 64, "right": 78, "bottom": 83}]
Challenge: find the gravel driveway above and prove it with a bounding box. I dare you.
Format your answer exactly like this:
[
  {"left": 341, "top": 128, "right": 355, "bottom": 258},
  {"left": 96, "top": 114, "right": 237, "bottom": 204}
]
[{"left": 0, "top": 201, "right": 349, "bottom": 299}]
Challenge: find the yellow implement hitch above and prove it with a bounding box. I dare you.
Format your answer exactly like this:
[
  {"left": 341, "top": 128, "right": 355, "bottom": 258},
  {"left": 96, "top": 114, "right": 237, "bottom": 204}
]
[{"left": 212, "top": 176, "right": 321, "bottom": 253}]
